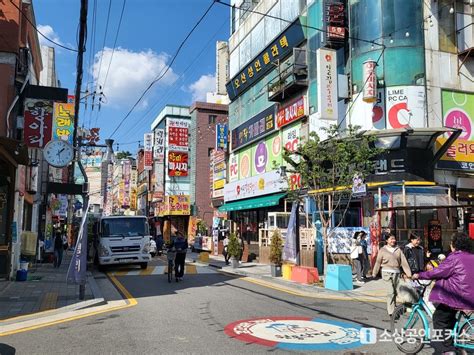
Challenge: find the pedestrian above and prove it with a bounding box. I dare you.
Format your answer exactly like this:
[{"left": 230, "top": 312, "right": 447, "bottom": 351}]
[
  {"left": 350, "top": 231, "right": 364, "bottom": 284},
  {"left": 53, "top": 230, "right": 65, "bottom": 268},
  {"left": 359, "top": 231, "right": 370, "bottom": 279},
  {"left": 413, "top": 233, "right": 474, "bottom": 353},
  {"left": 223, "top": 233, "right": 230, "bottom": 265},
  {"left": 372, "top": 233, "right": 412, "bottom": 316},
  {"left": 404, "top": 233, "right": 428, "bottom": 274},
  {"left": 171, "top": 231, "right": 188, "bottom": 281}
]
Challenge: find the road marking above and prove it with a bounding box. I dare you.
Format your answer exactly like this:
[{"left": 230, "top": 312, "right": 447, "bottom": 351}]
[
  {"left": 185, "top": 264, "right": 197, "bottom": 274},
  {"left": 0, "top": 274, "right": 137, "bottom": 337},
  {"left": 240, "top": 277, "right": 385, "bottom": 303},
  {"left": 40, "top": 292, "right": 58, "bottom": 311},
  {"left": 109, "top": 264, "right": 214, "bottom": 276},
  {"left": 139, "top": 267, "right": 154, "bottom": 276},
  {"left": 151, "top": 266, "right": 165, "bottom": 275}
]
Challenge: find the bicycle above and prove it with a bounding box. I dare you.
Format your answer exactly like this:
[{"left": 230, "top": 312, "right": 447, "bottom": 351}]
[
  {"left": 166, "top": 248, "right": 176, "bottom": 283},
  {"left": 391, "top": 280, "right": 474, "bottom": 354}
]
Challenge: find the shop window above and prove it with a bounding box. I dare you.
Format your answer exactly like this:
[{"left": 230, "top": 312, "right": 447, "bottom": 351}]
[
  {"left": 438, "top": 0, "right": 457, "bottom": 53},
  {"left": 208, "top": 115, "right": 217, "bottom": 125}
]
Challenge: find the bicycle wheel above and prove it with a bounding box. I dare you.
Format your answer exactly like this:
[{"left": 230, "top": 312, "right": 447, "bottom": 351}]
[
  {"left": 457, "top": 318, "right": 474, "bottom": 349},
  {"left": 391, "top": 304, "right": 426, "bottom": 354},
  {"left": 168, "top": 260, "right": 172, "bottom": 283}
]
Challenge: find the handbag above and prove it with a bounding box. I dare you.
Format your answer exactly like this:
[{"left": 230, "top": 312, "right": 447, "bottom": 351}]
[{"left": 397, "top": 279, "right": 418, "bottom": 304}]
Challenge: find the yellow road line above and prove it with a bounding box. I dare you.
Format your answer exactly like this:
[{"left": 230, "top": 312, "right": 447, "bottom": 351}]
[
  {"left": 185, "top": 264, "right": 197, "bottom": 274},
  {"left": 139, "top": 267, "right": 154, "bottom": 276},
  {"left": 0, "top": 274, "right": 137, "bottom": 337},
  {"left": 240, "top": 277, "right": 385, "bottom": 303}
]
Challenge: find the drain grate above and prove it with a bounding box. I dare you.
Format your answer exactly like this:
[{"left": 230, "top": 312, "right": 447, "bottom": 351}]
[{"left": 27, "top": 276, "right": 43, "bottom": 281}]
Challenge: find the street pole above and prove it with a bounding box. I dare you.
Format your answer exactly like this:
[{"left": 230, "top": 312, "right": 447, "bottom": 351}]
[
  {"left": 71, "top": 0, "right": 88, "bottom": 300},
  {"left": 295, "top": 201, "right": 300, "bottom": 266}
]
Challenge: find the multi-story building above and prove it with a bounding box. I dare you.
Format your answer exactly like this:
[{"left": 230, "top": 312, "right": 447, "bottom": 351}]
[
  {"left": 0, "top": 0, "right": 44, "bottom": 279},
  {"left": 150, "top": 105, "right": 191, "bottom": 240},
  {"left": 222, "top": 0, "right": 473, "bottom": 263},
  {"left": 189, "top": 102, "right": 228, "bottom": 229}
]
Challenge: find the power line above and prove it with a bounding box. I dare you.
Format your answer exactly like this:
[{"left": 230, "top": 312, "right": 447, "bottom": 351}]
[
  {"left": 118, "top": 18, "right": 228, "bottom": 139},
  {"left": 109, "top": 0, "right": 217, "bottom": 139},
  {"left": 9, "top": 0, "right": 78, "bottom": 52},
  {"left": 95, "top": 0, "right": 127, "bottom": 128},
  {"left": 94, "top": 0, "right": 112, "bottom": 88},
  {"left": 85, "top": 0, "right": 98, "bottom": 129}
]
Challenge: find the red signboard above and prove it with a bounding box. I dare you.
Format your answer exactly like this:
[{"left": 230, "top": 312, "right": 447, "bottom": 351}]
[
  {"left": 168, "top": 152, "right": 188, "bottom": 177},
  {"left": 168, "top": 125, "right": 189, "bottom": 152},
  {"left": 276, "top": 96, "right": 306, "bottom": 128},
  {"left": 23, "top": 99, "right": 54, "bottom": 148}
]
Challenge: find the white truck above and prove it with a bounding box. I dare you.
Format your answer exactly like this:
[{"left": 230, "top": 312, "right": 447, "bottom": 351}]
[{"left": 94, "top": 216, "right": 152, "bottom": 271}]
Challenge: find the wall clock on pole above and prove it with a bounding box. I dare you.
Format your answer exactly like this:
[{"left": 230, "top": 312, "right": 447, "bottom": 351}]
[{"left": 43, "top": 140, "right": 75, "bottom": 168}]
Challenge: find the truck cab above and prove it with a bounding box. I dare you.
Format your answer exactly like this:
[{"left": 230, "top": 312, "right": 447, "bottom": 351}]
[{"left": 95, "top": 216, "right": 151, "bottom": 271}]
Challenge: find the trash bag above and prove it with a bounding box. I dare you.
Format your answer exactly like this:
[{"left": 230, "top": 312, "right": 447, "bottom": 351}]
[{"left": 397, "top": 279, "right": 419, "bottom": 304}]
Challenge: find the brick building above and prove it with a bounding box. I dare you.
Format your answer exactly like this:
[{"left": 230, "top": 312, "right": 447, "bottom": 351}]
[{"left": 189, "top": 102, "right": 228, "bottom": 230}]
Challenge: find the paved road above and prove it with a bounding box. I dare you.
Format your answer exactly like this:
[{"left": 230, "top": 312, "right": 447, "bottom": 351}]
[{"left": 0, "top": 255, "right": 434, "bottom": 354}]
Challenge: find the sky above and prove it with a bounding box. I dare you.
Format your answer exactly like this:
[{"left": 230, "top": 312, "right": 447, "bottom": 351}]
[{"left": 34, "top": 0, "right": 229, "bottom": 153}]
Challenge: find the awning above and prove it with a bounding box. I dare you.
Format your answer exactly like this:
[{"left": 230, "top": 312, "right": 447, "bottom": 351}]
[{"left": 218, "top": 193, "right": 287, "bottom": 212}]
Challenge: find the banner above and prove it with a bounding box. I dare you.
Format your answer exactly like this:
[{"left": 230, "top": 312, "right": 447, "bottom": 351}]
[
  {"left": 168, "top": 119, "right": 189, "bottom": 152},
  {"left": 316, "top": 48, "right": 338, "bottom": 120},
  {"left": 386, "top": 86, "right": 425, "bottom": 129},
  {"left": 154, "top": 129, "right": 165, "bottom": 162},
  {"left": 23, "top": 98, "right": 53, "bottom": 148},
  {"left": 276, "top": 96, "right": 306, "bottom": 128},
  {"left": 67, "top": 201, "right": 89, "bottom": 285},
  {"left": 53, "top": 96, "right": 75, "bottom": 144},
  {"left": 158, "top": 195, "right": 190, "bottom": 216},
  {"left": 143, "top": 133, "right": 153, "bottom": 170},
  {"left": 282, "top": 202, "right": 298, "bottom": 264},
  {"left": 168, "top": 152, "right": 188, "bottom": 177},
  {"left": 231, "top": 104, "right": 276, "bottom": 150},
  {"left": 122, "top": 160, "right": 131, "bottom": 208}
]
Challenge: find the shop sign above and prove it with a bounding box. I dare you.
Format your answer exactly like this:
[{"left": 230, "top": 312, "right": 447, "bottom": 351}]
[
  {"left": 239, "top": 147, "right": 252, "bottom": 179},
  {"left": 154, "top": 162, "right": 164, "bottom": 194},
  {"left": 226, "top": 18, "right": 305, "bottom": 101},
  {"left": 386, "top": 86, "right": 425, "bottom": 129},
  {"left": 130, "top": 168, "right": 138, "bottom": 187},
  {"left": 316, "top": 48, "right": 338, "bottom": 120},
  {"left": 159, "top": 195, "right": 190, "bottom": 216},
  {"left": 224, "top": 170, "right": 288, "bottom": 202},
  {"left": 168, "top": 118, "right": 189, "bottom": 152},
  {"left": 282, "top": 122, "right": 301, "bottom": 158},
  {"left": 154, "top": 129, "right": 165, "bottom": 162},
  {"left": 350, "top": 89, "right": 386, "bottom": 130},
  {"left": 214, "top": 168, "right": 226, "bottom": 181},
  {"left": 168, "top": 152, "right": 188, "bottom": 177},
  {"left": 216, "top": 123, "right": 228, "bottom": 151},
  {"left": 23, "top": 98, "right": 54, "bottom": 148},
  {"left": 213, "top": 149, "right": 226, "bottom": 164},
  {"left": 52, "top": 96, "right": 75, "bottom": 144},
  {"left": 352, "top": 174, "right": 367, "bottom": 197},
  {"left": 213, "top": 189, "right": 224, "bottom": 199},
  {"left": 324, "top": 0, "right": 346, "bottom": 46},
  {"left": 229, "top": 153, "right": 239, "bottom": 182},
  {"left": 231, "top": 104, "right": 276, "bottom": 151},
  {"left": 214, "top": 161, "right": 226, "bottom": 173},
  {"left": 436, "top": 91, "right": 474, "bottom": 171},
  {"left": 143, "top": 133, "right": 153, "bottom": 171},
  {"left": 254, "top": 142, "right": 268, "bottom": 174},
  {"left": 362, "top": 60, "right": 377, "bottom": 103},
  {"left": 122, "top": 160, "right": 131, "bottom": 208},
  {"left": 276, "top": 96, "right": 306, "bottom": 129},
  {"left": 214, "top": 179, "right": 225, "bottom": 189}
]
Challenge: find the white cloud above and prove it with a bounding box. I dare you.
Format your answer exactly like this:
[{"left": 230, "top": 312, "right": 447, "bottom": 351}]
[
  {"left": 188, "top": 74, "right": 215, "bottom": 102},
  {"left": 91, "top": 47, "right": 178, "bottom": 108},
  {"left": 37, "top": 25, "right": 62, "bottom": 47}
]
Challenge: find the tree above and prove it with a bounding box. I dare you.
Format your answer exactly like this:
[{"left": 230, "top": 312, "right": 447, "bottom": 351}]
[
  {"left": 116, "top": 151, "right": 132, "bottom": 160},
  {"left": 283, "top": 125, "right": 382, "bottom": 274},
  {"left": 269, "top": 229, "right": 283, "bottom": 265}
]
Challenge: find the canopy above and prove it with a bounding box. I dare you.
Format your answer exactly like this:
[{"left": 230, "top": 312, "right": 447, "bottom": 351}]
[{"left": 218, "top": 193, "right": 287, "bottom": 212}]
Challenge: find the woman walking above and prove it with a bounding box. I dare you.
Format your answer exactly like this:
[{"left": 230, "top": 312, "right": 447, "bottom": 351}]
[{"left": 372, "top": 233, "right": 412, "bottom": 316}]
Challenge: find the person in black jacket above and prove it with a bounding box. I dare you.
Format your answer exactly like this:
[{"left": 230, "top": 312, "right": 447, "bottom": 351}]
[{"left": 404, "top": 233, "right": 428, "bottom": 273}]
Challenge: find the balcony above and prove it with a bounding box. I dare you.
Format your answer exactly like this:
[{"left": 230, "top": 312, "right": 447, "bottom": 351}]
[
  {"left": 456, "top": 16, "right": 473, "bottom": 73},
  {"left": 267, "top": 49, "right": 308, "bottom": 102}
]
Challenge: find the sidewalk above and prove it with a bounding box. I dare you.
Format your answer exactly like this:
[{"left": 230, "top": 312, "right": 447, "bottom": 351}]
[
  {"left": 0, "top": 251, "right": 104, "bottom": 322},
  {"left": 192, "top": 253, "right": 387, "bottom": 303}
]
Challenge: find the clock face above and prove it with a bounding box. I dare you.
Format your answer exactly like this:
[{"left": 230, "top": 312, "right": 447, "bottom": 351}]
[{"left": 44, "top": 140, "right": 74, "bottom": 167}]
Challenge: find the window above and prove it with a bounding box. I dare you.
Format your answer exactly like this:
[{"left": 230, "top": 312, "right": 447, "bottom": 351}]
[
  {"left": 231, "top": 5, "right": 236, "bottom": 34},
  {"left": 208, "top": 115, "right": 217, "bottom": 125},
  {"left": 438, "top": 0, "right": 456, "bottom": 53},
  {"left": 208, "top": 148, "right": 213, "bottom": 157}
]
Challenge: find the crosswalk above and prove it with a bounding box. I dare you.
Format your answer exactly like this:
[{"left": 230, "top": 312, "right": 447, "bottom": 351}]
[{"left": 110, "top": 264, "right": 218, "bottom": 276}]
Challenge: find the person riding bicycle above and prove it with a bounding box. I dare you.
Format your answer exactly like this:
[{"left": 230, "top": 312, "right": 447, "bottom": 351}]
[
  {"left": 170, "top": 231, "right": 188, "bottom": 282},
  {"left": 412, "top": 233, "right": 474, "bottom": 353}
]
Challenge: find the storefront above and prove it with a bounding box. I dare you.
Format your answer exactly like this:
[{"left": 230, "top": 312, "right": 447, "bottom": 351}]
[{"left": 156, "top": 194, "right": 190, "bottom": 243}]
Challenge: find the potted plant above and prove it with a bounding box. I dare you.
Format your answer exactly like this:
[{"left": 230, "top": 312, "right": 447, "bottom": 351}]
[
  {"left": 269, "top": 229, "right": 283, "bottom": 277},
  {"left": 227, "top": 232, "right": 241, "bottom": 268}
]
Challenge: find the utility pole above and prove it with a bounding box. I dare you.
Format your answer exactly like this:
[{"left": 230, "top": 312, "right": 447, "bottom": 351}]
[{"left": 70, "top": 0, "right": 88, "bottom": 300}]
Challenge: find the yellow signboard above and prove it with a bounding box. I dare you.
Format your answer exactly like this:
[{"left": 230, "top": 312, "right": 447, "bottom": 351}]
[
  {"left": 213, "top": 179, "right": 225, "bottom": 190},
  {"left": 158, "top": 195, "right": 190, "bottom": 216}
]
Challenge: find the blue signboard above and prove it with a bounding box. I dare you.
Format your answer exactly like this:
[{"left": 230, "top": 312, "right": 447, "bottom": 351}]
[
  {"left": 216, "top": 123, "right": 228, "bottom": 151},
  {"left": 226, "top": 18, "right": 306, "bottom": 100},
  {"left": 231, "top": 104, "right": 277, "bottom": 151}
]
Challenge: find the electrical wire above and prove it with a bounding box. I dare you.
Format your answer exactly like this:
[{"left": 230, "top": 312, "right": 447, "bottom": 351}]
[
  {"left": 85, "top": 0, "right": 98, "bottom": 129},
  {"left": 94, "top": 0, "right": 112, "bottom": 88},
  {"left": 117, "top": 17, "right": 228, "bottom": 140},
  {"left": 9, "top": 0, "right": 78, "bottom": 52},
  {"left": 108, "top": 0, "right": 217, "bottom": 139}
]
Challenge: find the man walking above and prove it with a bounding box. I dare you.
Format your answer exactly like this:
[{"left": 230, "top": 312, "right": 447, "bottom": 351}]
[
  {"left": 172, "top": 232, "right": 188, "bottom": 282},
  {"left": 53, "top": 230, "right": 65, "bottom": 268},
  {"left": 404, "top": 233, "right": 428, "bottom": 274}
]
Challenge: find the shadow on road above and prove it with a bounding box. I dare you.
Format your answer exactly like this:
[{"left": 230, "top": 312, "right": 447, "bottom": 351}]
[{"left": 0, "top": 343, "right": 16, "bottom": 354}]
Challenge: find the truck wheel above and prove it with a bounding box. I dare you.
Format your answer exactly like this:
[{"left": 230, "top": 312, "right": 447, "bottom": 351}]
[{"left": 140, "top": 263, "right": 148, "bottom": 270}]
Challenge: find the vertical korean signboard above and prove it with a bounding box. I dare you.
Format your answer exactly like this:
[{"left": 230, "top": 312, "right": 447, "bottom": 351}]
[
  {"left": 316, "top": 48, "right": 338, "bottom": 120},
  {"left": 52, "top": 95, "right": 75, "bottom": 144},
  {"left": 154, "top": 129, "right": 165, "bottom": 162},
  {"left": 216, "top": 123, "right": 228, "bottom": 151},
  {"left": 168, "top": 119, "right": 189, "bottom": 152},
  {"left": 168, "top": 152, "right": 189, "bottom": 177},
  {"left": 143, "top": 133, "right": 153, "bottom": 171},
  {"left": 122, "top": 160, "right": 131, "bottom": 208},
  {"left": 23, "top": 99, "right": 54, "bottom": 148}
]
